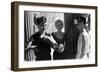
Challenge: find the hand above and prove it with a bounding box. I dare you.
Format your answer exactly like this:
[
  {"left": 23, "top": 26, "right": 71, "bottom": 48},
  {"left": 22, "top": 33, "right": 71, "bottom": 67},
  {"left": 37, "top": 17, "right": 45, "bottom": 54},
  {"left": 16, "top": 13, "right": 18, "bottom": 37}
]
[
  {"left": 59, "top": 44, "right": 64, "bottom": 49},
  {"left": 58, "top": 44, "right": 64, "bottom": 53},
  {"left": 43, "top": 35, "right": 49, "bottom": 39},
  {"left": 53, "top": 43, "right": 59, "bottom": 49},
  {"left": 43, "top": 35, "right": 57, "bottom": 44},
  {"left": 25, "top": 45, "right": 37, "bottom": 49}
]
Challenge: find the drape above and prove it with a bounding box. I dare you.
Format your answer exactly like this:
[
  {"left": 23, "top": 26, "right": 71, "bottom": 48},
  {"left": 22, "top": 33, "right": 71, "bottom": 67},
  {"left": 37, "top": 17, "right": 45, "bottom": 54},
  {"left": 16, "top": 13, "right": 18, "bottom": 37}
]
[
  {"left": 24, "top": 11, "right": 35, "bottom": 47},
  {"left": 24, "top": 11, "right": 36, "bottom": 61}
]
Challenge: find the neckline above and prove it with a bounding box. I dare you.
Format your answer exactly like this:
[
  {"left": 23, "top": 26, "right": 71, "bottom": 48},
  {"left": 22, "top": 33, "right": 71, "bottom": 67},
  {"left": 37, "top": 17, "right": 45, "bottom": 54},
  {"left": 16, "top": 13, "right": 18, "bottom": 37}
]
[{"left": 53, "top": 32, "right": 64, "bottom": 40}]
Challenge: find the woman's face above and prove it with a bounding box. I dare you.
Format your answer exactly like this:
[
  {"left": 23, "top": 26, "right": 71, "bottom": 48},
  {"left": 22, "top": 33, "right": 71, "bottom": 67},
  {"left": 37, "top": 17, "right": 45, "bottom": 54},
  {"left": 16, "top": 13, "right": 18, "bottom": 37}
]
[
  {"left": 55, "top": 20, "right": 63, "bottom": 30},
  {"left": 38, "top": 23, "right": 46, "bottom": 33}
]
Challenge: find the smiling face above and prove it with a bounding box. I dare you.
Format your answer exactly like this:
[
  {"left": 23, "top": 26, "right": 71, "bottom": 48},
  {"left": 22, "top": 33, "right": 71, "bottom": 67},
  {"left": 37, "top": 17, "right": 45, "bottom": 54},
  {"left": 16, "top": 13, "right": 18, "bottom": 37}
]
[{"left": 55, "top": 20, "right": 63, "bottom": 30}]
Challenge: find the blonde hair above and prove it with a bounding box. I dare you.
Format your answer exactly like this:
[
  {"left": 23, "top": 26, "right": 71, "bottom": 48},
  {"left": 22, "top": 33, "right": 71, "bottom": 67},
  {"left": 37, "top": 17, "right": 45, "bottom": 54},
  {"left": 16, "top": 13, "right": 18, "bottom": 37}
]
[{"left": 54, "top": 17, "right": 64, "bottom": 23}]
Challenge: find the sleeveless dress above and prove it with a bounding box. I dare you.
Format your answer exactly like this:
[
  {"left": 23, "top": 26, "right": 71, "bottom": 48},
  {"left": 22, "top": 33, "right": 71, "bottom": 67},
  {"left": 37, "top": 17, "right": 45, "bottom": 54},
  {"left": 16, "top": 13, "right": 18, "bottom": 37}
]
[
  {"left": 52, "top": 33, "right": 65, "bottom": 60},
  {"left": 29, "top": 32, "right": 51, "bottom": 61}
]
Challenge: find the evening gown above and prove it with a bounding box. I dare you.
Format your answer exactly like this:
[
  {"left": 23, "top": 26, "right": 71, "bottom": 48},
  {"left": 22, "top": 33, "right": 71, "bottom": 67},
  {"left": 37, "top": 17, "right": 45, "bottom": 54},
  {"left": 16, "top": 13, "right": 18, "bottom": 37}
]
[
  {"left": 52, "top": 33, "right": 66, "bottom": 60},
  {"left": 29, "top": 32, "right": 52, "bottom": 61}
]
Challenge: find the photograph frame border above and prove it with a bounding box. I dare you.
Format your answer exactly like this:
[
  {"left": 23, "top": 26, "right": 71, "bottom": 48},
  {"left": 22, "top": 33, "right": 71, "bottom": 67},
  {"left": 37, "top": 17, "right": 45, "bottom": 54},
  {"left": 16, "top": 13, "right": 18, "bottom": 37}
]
[{"left": 11, "top": 1, "right": 98, "bottom": 71}]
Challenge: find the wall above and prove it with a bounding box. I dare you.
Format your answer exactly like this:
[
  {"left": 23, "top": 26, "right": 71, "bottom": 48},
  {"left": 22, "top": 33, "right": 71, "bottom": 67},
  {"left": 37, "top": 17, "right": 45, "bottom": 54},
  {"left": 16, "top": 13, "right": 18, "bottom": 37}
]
[{"left": 0, "top": 0, "right": 99, "bottom": 73}]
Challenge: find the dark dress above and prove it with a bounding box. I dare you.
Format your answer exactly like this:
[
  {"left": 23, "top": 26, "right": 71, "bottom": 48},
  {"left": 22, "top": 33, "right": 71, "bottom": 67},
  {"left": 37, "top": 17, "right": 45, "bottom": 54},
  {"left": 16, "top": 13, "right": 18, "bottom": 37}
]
[
  {"left": 52, "top": 33, "right": 65, "bottom": 60},
  {"left": 29, "top": 32, "right": 51, "bottom": 61}
]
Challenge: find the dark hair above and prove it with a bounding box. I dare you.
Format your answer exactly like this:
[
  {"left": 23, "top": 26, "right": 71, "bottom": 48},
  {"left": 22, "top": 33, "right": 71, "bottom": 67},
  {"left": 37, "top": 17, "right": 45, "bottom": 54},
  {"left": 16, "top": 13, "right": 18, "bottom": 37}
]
[
  {"left": 78, "top": 16, "right": 86, "bottom": 25},
  {"left": 35, "top": 16, "right": 46, "bottom": 26}
]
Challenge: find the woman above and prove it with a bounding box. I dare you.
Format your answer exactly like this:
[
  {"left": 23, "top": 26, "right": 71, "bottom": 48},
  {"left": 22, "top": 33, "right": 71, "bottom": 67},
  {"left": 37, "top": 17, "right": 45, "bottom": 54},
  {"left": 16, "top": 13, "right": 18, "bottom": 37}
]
[
  {"left": 52, "top": 18, "right": 65, "bottom": 60},
  {"left": 25, "top": 16, "right": 52, "bottom": 61},
  {"left": 25, "top": 16, "right": 60, "bottom": 61}
]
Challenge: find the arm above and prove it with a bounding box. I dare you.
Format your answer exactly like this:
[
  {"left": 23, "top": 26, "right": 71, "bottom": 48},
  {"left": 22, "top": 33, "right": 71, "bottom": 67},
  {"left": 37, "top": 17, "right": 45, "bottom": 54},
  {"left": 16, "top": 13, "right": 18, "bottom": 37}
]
[
  {"left": 56, "top": 33, "right": 65, "bottom": 53},
  {"left": 25, "top": 40, "right": 33, "bottom": 49},
  {"left": 79, "top": 35, "right": 85, "bottom": 58},
  {"left": 25, "top": 35, "right": 37, "bottom": 50},
  {"left": 76, "top": 34, "right": 86, "bottom": 59},
  {"left": 25, "top": 35, "right": 37, "bottom": 61},
  {"left": 76, "top": 35, "right": 82, "bottom": 59},
  {"left": 44, "top": 35, "right": 65, "bottom": 53},
  {"left": 42, "top": 33, "right": 65, "bottom": 53},
  {"left": 42, "top": 34, "right": 59, "bottom": 51}
]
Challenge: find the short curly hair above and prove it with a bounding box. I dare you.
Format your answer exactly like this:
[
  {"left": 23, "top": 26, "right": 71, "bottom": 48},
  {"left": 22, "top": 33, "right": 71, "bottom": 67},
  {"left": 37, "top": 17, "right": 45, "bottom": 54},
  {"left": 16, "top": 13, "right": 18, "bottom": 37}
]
[{"left": 35, "top": 16, "right": 46, "bottom": 26}]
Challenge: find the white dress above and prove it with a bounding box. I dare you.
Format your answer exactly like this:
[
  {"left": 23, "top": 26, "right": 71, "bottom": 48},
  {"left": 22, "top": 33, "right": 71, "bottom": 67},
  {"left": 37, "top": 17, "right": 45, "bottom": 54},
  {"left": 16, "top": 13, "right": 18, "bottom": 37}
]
[{"left": 76, "top": 29, "right": 90, "bottom": 59}]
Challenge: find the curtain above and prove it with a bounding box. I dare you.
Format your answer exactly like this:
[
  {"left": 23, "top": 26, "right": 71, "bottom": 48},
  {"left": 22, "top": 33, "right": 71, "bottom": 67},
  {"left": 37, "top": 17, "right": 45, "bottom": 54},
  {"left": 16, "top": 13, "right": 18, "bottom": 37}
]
[
  {"left": 24, "top": 11, "right": 36, "bottom": 61},
  {"left": 24, "top": 11, "right": 35, "bottom": 48}
]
